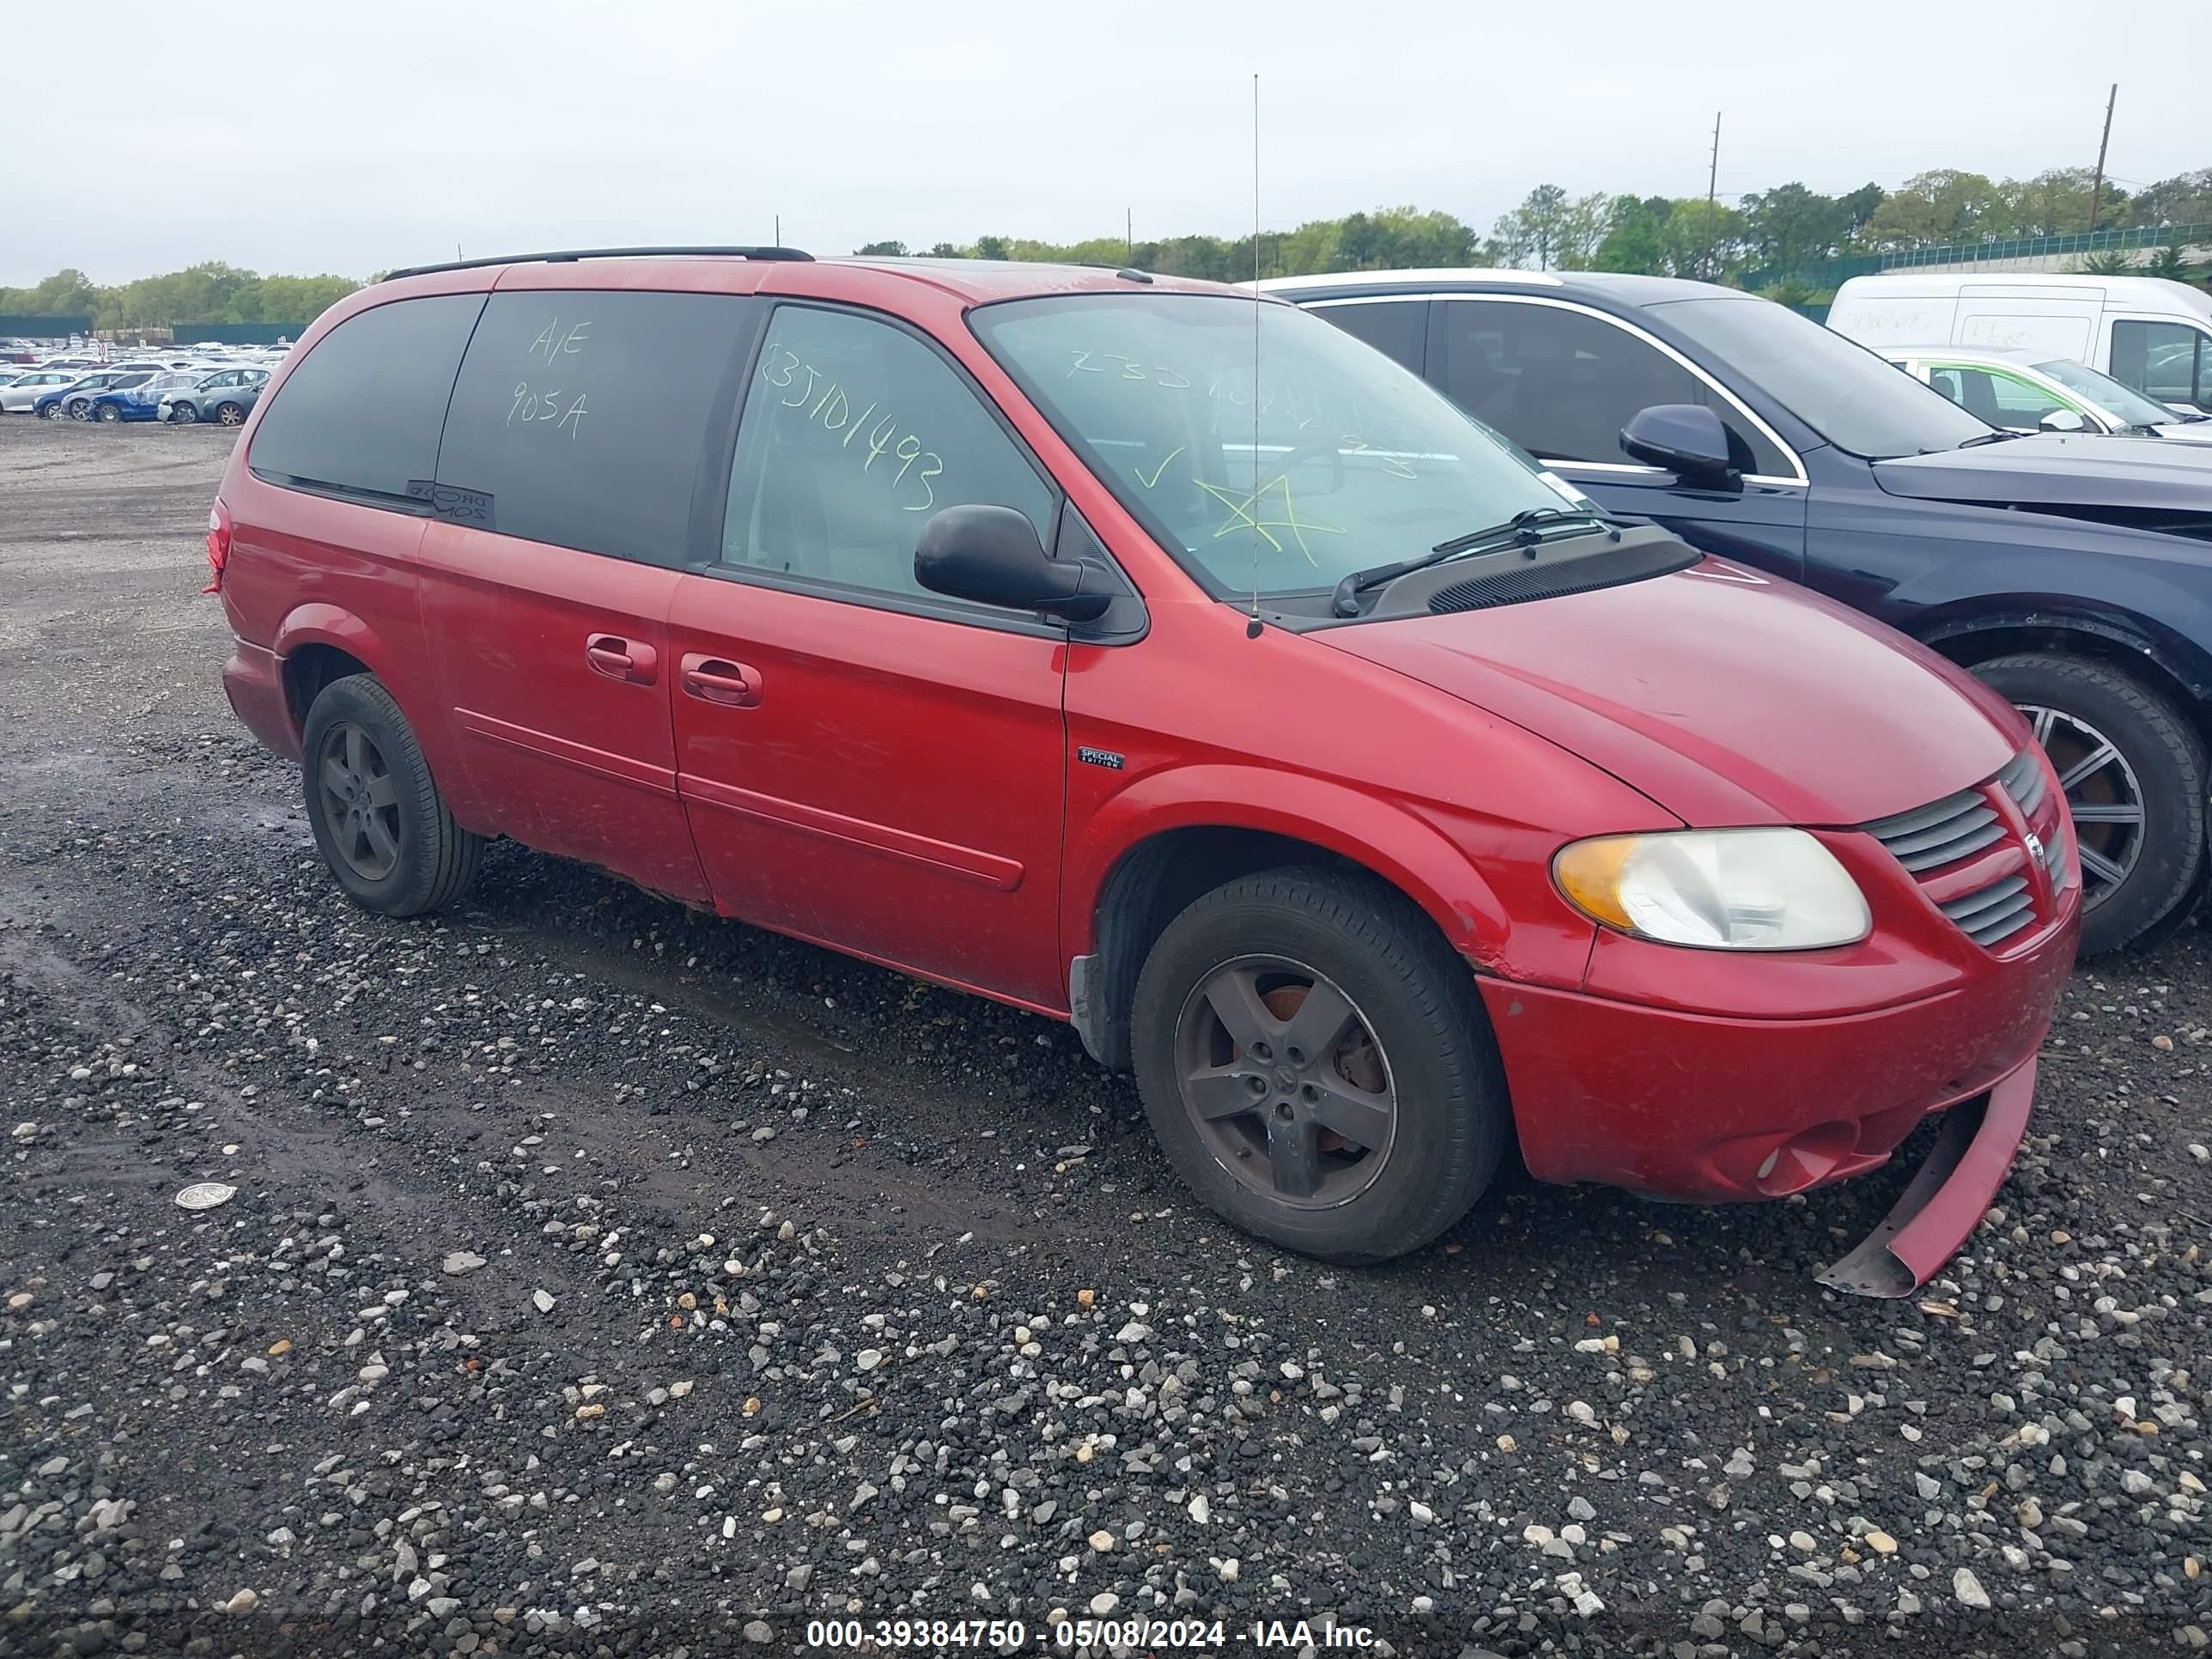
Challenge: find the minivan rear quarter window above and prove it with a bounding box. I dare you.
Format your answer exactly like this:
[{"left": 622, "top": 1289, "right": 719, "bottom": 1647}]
[
  {"left": 249, "top": 294, "right": 485, "bottom": 504},
  {"left": 435, "top": 289, "right": 754, "bottom": 566}
]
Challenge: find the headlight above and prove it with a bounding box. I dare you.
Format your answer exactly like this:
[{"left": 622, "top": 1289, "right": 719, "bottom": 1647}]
[{"left": 1553, "top": 827, "right": 1871, "bottom": 951}]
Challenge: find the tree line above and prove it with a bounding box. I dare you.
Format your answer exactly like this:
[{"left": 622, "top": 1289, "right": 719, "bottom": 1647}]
[
  {"left": 0, "top": 263, "right": 359, "bottom": 329},
  {"left": 6, "top": 161, "right": 2207, "bottom": 331},
  {"left": 857, "top": 163, "right": 2212, "bottom": 292}
]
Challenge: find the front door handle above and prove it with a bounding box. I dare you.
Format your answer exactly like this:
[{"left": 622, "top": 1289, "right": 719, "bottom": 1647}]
[
  {"left": 680, "top": 653, "right": 762, "bottom": 708},
  {"left": 586, "top": 634, "right": 659, "bottom": 685}
]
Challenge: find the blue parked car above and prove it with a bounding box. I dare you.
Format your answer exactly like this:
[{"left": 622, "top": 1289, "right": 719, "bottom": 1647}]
[
  {"left": 87, "top": 370, "right": 204, "bottom": 422},
  {"left": 1272, "top": 270, "right": 2212, "bottom": 955},
  {"left": 33, "top": 370, "right": 143, "bottom": 420}
]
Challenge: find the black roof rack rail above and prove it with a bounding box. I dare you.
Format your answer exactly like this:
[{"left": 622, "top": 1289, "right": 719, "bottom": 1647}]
[{"left": 384, "top": 245, "right": 814, "bottom": 281}]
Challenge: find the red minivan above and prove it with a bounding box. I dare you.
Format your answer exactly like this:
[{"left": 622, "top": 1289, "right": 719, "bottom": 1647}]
[{"left": 209, "top": 248, "right": 2078, "bottom": 1290}]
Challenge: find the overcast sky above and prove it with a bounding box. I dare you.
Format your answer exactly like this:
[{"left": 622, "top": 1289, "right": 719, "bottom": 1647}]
[{"left": 5, "top": 0, "right": 2203, "bottom": 286}]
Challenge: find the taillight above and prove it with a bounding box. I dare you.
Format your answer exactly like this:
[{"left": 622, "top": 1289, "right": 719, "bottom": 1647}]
[{"left": 203, "top": 500, "right": 232, "bottom": 594}]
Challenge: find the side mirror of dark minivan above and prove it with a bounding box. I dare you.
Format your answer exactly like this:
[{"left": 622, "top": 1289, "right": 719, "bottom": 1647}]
[
  {"left": 915, "top": 504, "right": 1113, "bottom": 623},
  {"left": 1620, "top": 403, "right": 1738, "bottom": 484}
]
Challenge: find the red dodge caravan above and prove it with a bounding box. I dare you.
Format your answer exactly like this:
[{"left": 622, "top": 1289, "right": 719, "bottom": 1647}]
[{"left": 210, "top": 249, "right": 2078, "bottom": 1290}]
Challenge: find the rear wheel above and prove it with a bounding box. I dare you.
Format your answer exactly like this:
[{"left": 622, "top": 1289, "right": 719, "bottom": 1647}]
[
  {"left": 301, "top": 675, "right": 483, "bottom": 917},
  {"left": 66, "top": 398, "right": 90, "bottom": 421},
  {"left": 1974, "top": 652, "right": 2206, "bottom": 955},
  {"left": 216, "top": 401, "right": 246, "bottom": 427},
  {"left": 1130, "top": 866, "right": 1510, "bottom": 1263}
]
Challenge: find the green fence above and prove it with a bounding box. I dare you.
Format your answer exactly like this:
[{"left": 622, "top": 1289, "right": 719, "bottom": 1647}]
[
  {"left": 167, "top": 321, "right": 306, "bottom": 346},
  {"left": 1742, "top": 220, "right": 2212, "bottom": 295},
  {"left": 0, "top": 313, "right": 94, "bottom": 339}
]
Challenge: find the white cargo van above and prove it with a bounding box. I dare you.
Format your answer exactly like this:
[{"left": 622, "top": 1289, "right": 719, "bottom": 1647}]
[{"left": 1827, "top": 272, "right": 2212, "bottom": 415}]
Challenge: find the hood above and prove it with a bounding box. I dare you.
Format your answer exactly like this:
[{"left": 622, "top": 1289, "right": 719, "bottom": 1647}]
[
  {"left": 1322, "top": 556, "right": 2022, "bottom": 827},
  {"left": 2148, "top": 422, "right": 2212, "bottom": 445},
  {"left": 1872, "top": 431, "right": 2212, "bottom": 508}
]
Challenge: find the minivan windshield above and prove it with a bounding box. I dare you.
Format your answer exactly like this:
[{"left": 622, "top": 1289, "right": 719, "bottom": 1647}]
[
  {"left": 970, "top": 294, "right": 1583, "bottom": 599},
  {"left": 2031, "top": 356, "right": 2185, "bottom": 428},
  {"left": 1650, "top": 296, "right": 1993, "bottom": 459}
]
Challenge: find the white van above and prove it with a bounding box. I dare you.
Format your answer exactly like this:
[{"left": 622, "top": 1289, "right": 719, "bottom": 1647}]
[{"left": 1827, "top": 272, "right": 2212, "bottom": 415}]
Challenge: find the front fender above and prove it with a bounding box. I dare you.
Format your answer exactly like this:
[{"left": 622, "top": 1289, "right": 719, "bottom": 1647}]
[{"left": 1061, "top": 762, "right": 1569, "bottom": 985}]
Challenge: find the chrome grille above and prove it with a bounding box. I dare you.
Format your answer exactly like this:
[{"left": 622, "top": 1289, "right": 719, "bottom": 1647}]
[{"left": 1863, "top": 787, "right": 2004, "bottom": 872}]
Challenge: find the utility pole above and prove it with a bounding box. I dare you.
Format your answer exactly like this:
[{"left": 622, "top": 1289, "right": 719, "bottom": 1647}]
[
  {"left": 2087, "top": 83, "right": 2118, "bottom": 235},
  {"left": 775, "top": 214, "right": 781, "bottom": 247},
  {"left": 1702, "top": 112, "right": 1723, "bottom": 280},
  {"left": 1126, "top": 208, "right": 1133, "bottom": 262}
]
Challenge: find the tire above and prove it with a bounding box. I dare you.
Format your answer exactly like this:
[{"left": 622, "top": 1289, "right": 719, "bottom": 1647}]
[
  {"left": 1129, "top": 866, "right": 1510, "bottom": 1263},
  {"left": 1975, "top": 653, "right": 2206, "bottom": 956},
  {"left": 301, "top": 675, "right": 483, "bottom": 917},
  {"left": 94, "top": 402, "right": 120, "bottom": 422},
  {"left": 169, "top": 402, "right": 198, "bottom": 423},
  {"left": 66, "top": 398, "right": 89, "bottom": 421},
  {"left": 40, "top": 402, "right": 66, "bottom": 421},
  {"left": 216, "top": 401, "right": 245, "bottom": 427}
]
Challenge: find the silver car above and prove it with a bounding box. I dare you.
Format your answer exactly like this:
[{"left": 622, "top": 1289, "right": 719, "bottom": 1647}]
[
  {"left": 0, "top": 368, "right": 81, "bottom": 412},
  {"left": 161, "top": 368, "right": 270, "bottom": 426}
]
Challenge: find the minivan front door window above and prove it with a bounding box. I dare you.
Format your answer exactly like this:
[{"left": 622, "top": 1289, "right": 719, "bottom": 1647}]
[{"left": 723, "top": 304, "right": 1056, "bottom": 601}]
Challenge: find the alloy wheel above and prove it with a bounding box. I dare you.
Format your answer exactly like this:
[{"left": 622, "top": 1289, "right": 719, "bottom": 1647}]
[
  {"left": 2018, "top": 702, "right": 2144, "bottom": 910},
  {"left": 1173, "top": 956, "right": 1397, "bottom": 1209},
  {"left": 217, "top": 403, "right": 245, "bottom": 427},
  {"left": 315, "top": 721, "right": 403, "bottom": 881}
]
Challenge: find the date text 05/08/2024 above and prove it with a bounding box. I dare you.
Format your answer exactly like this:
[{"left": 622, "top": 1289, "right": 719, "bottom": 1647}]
[{"left": 803, "top": 1617, "right": 1379, "bottom": 1650}]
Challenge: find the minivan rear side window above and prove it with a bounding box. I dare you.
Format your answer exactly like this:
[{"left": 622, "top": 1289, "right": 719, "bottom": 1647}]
[
  {"left": 434, "top": 290, "right": 755, "bottom": 566},
  {"left": 249, "top": 294, "right": 485, "bottom": 505}
]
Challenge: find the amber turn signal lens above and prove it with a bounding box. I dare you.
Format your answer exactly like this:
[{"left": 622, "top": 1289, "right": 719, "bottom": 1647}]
[{"left": 1553, "top": 836, "right": 1640, "bottom": 931}]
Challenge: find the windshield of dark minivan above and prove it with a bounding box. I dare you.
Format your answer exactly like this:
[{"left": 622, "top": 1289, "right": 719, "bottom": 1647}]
[
  {"left": 1650, "top": 296, "right": 1992, "bottom": 459},
  {"left": 970, "top": 294, "right": 1585, "bottom": 598}
]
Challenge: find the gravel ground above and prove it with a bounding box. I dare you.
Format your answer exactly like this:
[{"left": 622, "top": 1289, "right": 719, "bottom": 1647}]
[{"left": 0, "top": 413, "right": 2207, "bottom": 1659}]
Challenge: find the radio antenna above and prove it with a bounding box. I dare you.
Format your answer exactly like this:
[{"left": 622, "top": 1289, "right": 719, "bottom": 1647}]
[{"left": 1245, "top": 71, "right": 1264, "bottom": 641}]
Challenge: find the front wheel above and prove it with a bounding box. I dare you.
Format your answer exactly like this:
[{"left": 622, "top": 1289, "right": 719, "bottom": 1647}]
[
  {"left": 168, "top": 402, "right": 198, "bottom": 423},
  {"left": 94, "top": 403, "right": 121, "bottom": 422},
  {"left": 301, "top": 675, "right": 483, "bottom": 917},
  {"left": 1130, "top": 866, "right": 1510, "bottom": 1263},
  {"left": 1975, "top": 653, "right": 2207, "bottom": 955},
  {"left": 66, "top": 398, "right": 90, "bottom": 421},
  {"left": 41, "top": 403, "right": 66, "bottom": 421}
]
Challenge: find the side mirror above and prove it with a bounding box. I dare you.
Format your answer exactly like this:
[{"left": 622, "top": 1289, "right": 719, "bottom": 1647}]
[
  {"left": 1620, "top": 403, "right": 1738, "bottom": 483},
  {"left": 915, "top": 504, "right": 1112, "bottom": 623},
  {"left": 2038, "top": 408, "right": 2087, "bottom": 433}
]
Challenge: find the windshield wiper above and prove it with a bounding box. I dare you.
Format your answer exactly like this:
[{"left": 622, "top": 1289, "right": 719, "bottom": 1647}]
[
  {"left": 1328, "top": 507, "right": 1621, "bottom": 618},
  {"left": 1957, "top": 429, "right": 2025, "bottom": 447}
]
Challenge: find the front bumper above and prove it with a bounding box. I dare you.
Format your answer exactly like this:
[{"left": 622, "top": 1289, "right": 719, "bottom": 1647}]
[
  {"left": 1475, "top": 906, "right": 2072, "bottom": 1203},
  {"left": 1815, "top": 1059, "right": 2034, "bottom": 1297}
]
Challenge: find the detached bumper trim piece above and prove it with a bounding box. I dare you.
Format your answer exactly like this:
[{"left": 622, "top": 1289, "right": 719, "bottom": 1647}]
[{"left": 1818, "top": 1057, "right": 2035, "bottom": 1297}]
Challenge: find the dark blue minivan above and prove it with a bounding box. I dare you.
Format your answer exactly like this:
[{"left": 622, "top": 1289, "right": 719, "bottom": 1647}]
[{"left": 1273, "top": 270, "right": 2212, "bottom": 955}]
